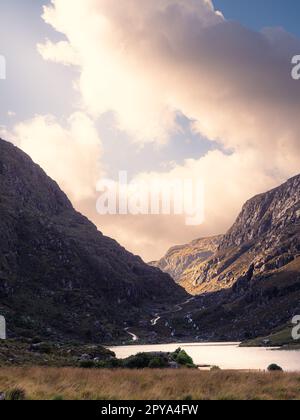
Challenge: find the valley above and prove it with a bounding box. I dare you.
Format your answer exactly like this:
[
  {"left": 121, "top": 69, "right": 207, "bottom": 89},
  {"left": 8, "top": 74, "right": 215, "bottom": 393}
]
[
  {"left": 151, "top": 175, "right": 300, "bottom": 344},
  {"left": 0, "top": 138, "right": 300, "bottom": 348}
]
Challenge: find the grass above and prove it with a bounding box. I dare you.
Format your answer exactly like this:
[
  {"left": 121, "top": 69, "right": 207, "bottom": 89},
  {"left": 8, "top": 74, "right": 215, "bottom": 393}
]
[
  {"left": 241, "top": 325, "right": 296, "bottom": 348},
  {"left": 0, "top": 368, "right": 300, "bottom": 400}
]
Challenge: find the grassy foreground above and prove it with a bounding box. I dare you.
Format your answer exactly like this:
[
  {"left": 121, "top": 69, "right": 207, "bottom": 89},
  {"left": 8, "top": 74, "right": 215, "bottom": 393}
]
[{"left": 0, "top": 368, "right": 300, "bottom": 400}]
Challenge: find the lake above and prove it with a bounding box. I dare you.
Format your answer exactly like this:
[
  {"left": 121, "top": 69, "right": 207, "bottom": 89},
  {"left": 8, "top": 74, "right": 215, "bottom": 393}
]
[{"left": 110, "top": 343, "right": 300, "bottom": 372}]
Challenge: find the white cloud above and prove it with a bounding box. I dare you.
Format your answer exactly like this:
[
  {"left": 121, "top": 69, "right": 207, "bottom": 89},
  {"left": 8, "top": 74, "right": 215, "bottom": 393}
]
[
  {"left": 38, "top": 0, "right": 224, "bottom": 144},
  {"left": 12, "top": 0, "right": 298, "bottom": 260},
  {"left": 76, "top": 146, "right": 290, "bottom": 261},
  {"left": 37, "top": 40, "right": 80, "bottom": 66},
  {"left": 12, "top": 112, "right": 102, "bottom": 202},
  {"left": 39, "top": 0, "right": 300, "bottom": 157}
]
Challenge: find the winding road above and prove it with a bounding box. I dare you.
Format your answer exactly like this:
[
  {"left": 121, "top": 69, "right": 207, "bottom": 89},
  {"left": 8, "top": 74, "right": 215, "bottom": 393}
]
[
  {"left": 150, "top": 297, "right": 196, "bottom": 326},
  {"left": 151, "top": 315, "right": 161, "bottom": 326},
  {"left": 124, "top": 297, "right": 196, "bottom": 343},
  {"left": 124, "top": 327, "right": 139, "bottom": 342}
]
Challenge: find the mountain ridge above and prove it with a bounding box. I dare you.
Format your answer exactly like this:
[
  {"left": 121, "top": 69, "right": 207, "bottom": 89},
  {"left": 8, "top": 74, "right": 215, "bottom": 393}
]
[
  {"left": 150, "top": 175, "right": 300, "bottom": 342},
  {"left": 155, "top": 174, "right": 300, "bottom": 295},
  {"left": 0, "top": 138, "right": 187, "bottom": 343}
]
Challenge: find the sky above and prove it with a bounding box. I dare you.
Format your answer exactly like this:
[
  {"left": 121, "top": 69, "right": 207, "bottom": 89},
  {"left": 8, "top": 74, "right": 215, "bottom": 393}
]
[
  {"left": 0, "top": 0, "right": 300, "bottom": 261},
  {"left": 214, "top": 0, "right": 300, "bottom": 37}
]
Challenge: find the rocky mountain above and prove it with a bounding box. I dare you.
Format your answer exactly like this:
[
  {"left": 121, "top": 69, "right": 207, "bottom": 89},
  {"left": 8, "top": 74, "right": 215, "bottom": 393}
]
[
  {"left": 156, "top": 175, "right": 300, "bottom": 296},
  {"left": 0, "top": 139, "right": 187, "bottom": 344},
  {"left": 151, "top": 236, "right": 221, "bottom": 283},
  {"left": 150, "top": 175, "right": 300, "bottom": 342}
]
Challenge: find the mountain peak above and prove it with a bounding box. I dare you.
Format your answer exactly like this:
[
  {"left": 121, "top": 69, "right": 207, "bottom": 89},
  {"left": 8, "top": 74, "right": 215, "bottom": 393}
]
[
  {"left": 0, "top": 139, "right": 187, "bottom": 343},
  {"left": 155, "top": 176, "right": 300, "bottom": 295},
  {"left": 220, "top": 174, "right": 300, "bottom": 250}
]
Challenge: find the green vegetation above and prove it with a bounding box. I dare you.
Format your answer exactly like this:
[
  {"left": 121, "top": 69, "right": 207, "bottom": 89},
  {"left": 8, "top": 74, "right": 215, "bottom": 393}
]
[
  {"left": 0, "top": 339, "right": 115, "bottom": 368},
  {"left": 0, "top": 340, "right": 196, "bottom": 371},
  {"left": 268, "top": 364, "right": 283, "bottom": 372},
  {"left": 5, "top": 387, "right": 27, "bottom": 401},
  {"left": 241, "top": 323, "right": 300, "bottom": 349},
  {"left": 80, "top": 348, "right": 196, "bottom": 370},
  {"left": 171, "top": 348, "right": 195, "bottom": 367}
]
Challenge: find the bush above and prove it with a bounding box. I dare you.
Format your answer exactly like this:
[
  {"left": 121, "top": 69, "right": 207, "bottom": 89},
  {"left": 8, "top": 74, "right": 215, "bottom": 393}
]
[
  {"left": 122, "top": 353, "right": 169, "bottom": 369},
  {"left": 148, "top": 357, "right": 168, "bottom": 369},
  {"left": 211, "top": 366, "right": 221, "bottom": 371},
  {"left": 79, "top": 360, "right": 96, "bottom": 369},
  {"left": 6, "top": 388, "right": 26, "bottom": 401},
  {"left": 172, "top": 348, "right": 194, "bottom": 367},
  {"left": 123, "top": 353, "right": 153, "bottom": 369},
  {"left": 30, "top": 342, "right": 53, "bottom": 354},
  {"left": 268, "top": 364, "right": 283, "bottom": 372},
  {"left": 52, "top": 395, "right": 64, "bottom": 401},
  {"left": 96, "top": 359, "right": 123, "bottom": 369}
]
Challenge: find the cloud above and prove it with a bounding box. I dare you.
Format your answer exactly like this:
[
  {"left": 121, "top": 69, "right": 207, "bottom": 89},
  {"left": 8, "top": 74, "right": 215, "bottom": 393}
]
[
  {"left": 38, "top": 0, "right": 224, "bottom": 144},
  {"left": 87, "top": 148, "right": 285, "bottom": 261},
  {"left": 16, "top": 0, "right": 299, "bottom": 260},
  {"left": 12, "top": 112, "right": 102, "bottom": 202},
  {"left": 37, "top": 40, "right": 80, "bottom": 66},
  {"left": 39, "top": 0, "right": 300, "bottom": 155}
]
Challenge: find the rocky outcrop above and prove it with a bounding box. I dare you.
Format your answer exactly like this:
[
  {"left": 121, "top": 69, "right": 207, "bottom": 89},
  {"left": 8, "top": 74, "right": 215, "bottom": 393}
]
[
  {"left": 151, "top": 236, "right": 221, "bottom": 283},
  {"left": 145, "top": 176, "right": 300, "bottom": 342},
  {"left": 0, "top": 139, "right": 187, "bottom": 343},
  {"left": 156, "top": 175, "right": 300, "bottom": 296}
]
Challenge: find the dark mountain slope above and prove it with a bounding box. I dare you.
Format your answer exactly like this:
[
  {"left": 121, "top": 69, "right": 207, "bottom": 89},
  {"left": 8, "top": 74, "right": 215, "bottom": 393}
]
[
  {"left": 156, "top": 175, "right": 300, "bottom": 296},
  {"left": 0, "top": 139, "right": 187, "bottom": 343},
  {"left": 152, "top": 176, "right": 300, "bottom": 342},
  {"left": 151, "top": 236, "right": 221, "bottom": 283}
]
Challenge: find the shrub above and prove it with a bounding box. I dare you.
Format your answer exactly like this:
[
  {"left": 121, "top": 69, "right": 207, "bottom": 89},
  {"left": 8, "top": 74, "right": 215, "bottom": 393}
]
[
  {"left": 268, "top": 364, "right": 283, "bottom": 372},
  {"left": 123, "top": 353, "right": 153, "bottom": 369},
  {"left": 6, "top": 388, "right": 26, "bottom": 401},
  {"left": 32, "top": 336, "right": 42, "bottom": 344},
  {"left": 79, "top": 360, "right": 96, "bottom": 369},
  {"left": 211, "top": 366, "right": 221, "bottom": 371},
  {"left": 30, "top": 342, "right": 53, "bottom": 354},
  {"left": 37, "top": 342, "right": 53, "bottom": 354},
  {"left": 172, "top": 348, "right": 194, "bottom": 367},
  {"left": 96, "top": 359, "right": 123, "bottom": 369},
  {"left": 52, "top": 395, "right": 64, "bottom": 401},
  {"left": 148, "top": 357, "right": 168, "bottom": 369},
  {"left": 122, "top": 353, "right": 169, "bottom": 369}
]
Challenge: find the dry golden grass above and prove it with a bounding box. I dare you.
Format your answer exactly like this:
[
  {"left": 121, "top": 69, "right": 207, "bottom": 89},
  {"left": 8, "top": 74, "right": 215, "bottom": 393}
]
[{"left": 1, "top": 368, "right": 300, "bottom": 400}]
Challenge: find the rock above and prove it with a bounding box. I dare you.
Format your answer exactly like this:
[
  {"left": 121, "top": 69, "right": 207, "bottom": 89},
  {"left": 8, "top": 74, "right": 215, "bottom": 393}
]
[
  {"left": 153, "top": 175, "right": 300, "bottom": 342},
  {"left": 168, "top": 361, "right": 179, "bottom": 369},
  {"left": 155, "top": 175, "right": 300, "bottom": 297},
  {"left": 151, "top": 236, "right": 221, "bottom": 283},
  {"left": 0, "top": 138, "right": 187, "bottom": 343},
  {"left": 79, "top": 354, "right": 91, "bottom": 361}
]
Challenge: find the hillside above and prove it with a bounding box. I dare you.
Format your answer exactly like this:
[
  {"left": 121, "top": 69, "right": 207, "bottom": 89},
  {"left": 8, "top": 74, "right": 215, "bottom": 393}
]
[
  {"left": 150, "top": 176, "right": 300, "bottom": 341},
  {"left": 151, "top": 236, "right": 221, "bottom": 283},
  {"left": 0, "top": 139, "right": 187, "bottom": 344},
  {"left": 156, "top": 175, "right": 300, "bottom": 295}
]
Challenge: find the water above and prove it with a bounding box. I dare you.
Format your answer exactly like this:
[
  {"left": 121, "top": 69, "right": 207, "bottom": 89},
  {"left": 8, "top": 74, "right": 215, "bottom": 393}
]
[{"left": 110, "top": 342, "right": 300, "bottom": 372}]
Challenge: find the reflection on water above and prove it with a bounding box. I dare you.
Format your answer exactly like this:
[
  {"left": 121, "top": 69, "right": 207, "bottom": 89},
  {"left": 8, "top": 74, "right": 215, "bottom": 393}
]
[{"left": 110, "top": 343, "right": 300, "bottom": 372}]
